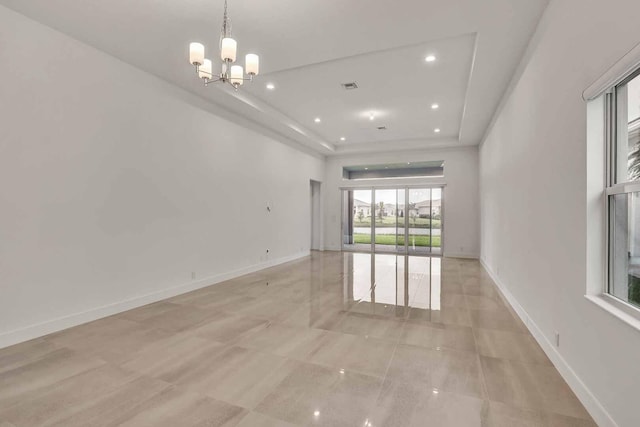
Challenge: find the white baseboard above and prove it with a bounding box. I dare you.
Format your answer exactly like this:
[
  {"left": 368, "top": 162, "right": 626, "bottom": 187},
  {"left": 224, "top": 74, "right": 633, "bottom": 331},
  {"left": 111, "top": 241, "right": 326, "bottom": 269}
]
[
  {"left": 0, "top": 251, "right": 310, "bottom": 350},
  {"left": 479, "top": 259, "right": 618, "bottom": 427}
]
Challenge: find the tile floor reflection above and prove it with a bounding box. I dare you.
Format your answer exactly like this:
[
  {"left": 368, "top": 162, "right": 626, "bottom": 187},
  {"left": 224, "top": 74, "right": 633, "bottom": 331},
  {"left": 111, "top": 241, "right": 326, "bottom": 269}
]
[{"left": 0, "top": 252, "right": 596, "bottom": 426}]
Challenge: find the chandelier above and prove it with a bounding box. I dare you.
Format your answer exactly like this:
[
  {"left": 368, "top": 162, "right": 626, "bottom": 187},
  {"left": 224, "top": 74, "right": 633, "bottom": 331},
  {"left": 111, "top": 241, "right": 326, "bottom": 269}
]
[{"left": 188, "top": 0, "right": 260, "bottom": 89}]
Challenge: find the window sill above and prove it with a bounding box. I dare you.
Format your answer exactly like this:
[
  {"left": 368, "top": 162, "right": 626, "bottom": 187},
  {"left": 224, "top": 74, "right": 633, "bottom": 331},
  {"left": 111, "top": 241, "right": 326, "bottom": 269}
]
[{"left": 585, "top": 294, "right": 640, "bottom": 332}]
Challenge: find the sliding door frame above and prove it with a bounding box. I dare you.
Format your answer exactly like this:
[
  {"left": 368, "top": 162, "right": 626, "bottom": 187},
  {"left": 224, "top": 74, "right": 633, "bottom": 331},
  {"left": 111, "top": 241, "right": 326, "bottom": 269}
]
[{"left": 340, "top": 184, "right": 445, "bottom": 256}]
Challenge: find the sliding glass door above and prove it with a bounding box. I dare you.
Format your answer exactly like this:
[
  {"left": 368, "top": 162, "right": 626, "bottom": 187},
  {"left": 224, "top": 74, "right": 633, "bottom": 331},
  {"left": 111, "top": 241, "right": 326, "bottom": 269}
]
[
  {"left": 343, "top": 189, "right": 373, "bottom": 251},
  {"left": 342, "top": 186, "right": 443, "bottom": 255},
  {"left": 407, "top": 188, "right": 442, "bottom": 255},
  {"left": 374, "top": 189, "right": 406, "bottom": 253}
]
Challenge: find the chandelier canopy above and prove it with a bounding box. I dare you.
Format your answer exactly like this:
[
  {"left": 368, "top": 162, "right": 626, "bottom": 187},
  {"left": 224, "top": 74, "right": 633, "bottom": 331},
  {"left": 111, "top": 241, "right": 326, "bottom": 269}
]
[{"left": 188, "top": 0, "right": 259, "bottom": 89}]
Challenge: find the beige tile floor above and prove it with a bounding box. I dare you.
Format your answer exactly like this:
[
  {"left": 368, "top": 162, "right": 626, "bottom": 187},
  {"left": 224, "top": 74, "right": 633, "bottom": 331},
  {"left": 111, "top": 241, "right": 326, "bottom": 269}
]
[{"left": 0, "top": 252, "right": 597, "bottom": 427}]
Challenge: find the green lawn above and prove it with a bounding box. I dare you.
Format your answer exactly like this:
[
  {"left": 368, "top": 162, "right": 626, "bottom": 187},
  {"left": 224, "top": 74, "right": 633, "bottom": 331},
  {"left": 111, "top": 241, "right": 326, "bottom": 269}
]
[
  {"left": 630, "top": 274, "right": 640, "bottom": 307},
  {"left": 353, "top": 233, "right": 441, "bottom": 247},
  {"left": 354, "top": 216, "right": 441, "bottom": 229}
]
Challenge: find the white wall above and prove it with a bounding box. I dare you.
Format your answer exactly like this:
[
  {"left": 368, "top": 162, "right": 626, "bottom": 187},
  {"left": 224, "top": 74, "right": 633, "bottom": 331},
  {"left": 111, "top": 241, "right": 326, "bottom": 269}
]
[
  {"left": 479, "top": 1, "right": 640, "bottom": 426},
  {"left": 0, "top": 6, "right": 323, "bottom": 348},
  {"left": 324, "top": 147, "right": 479, "bottom": 258}
]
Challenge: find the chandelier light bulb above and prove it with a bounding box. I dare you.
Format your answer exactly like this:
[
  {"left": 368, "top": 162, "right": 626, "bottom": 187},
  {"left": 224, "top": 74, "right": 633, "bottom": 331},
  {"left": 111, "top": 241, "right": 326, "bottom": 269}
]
[
  {"left": 189, "top": 42, "right": 205, "bottom": 65},
  {"left": 199, "top": 59, "right": 212, "bottom": 79},
  {"left": 221, "top": 37, "right": 237, "bottom": 62},
  {"left": 230, "top": 65, "right": 244, "bottom": 86},
  {"left": 246, "top": 54, "right": 259, "bottom": 76}
]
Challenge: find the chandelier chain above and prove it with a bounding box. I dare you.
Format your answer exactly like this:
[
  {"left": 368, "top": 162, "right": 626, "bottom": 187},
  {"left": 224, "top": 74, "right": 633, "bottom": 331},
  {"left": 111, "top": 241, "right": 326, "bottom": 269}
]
[{"left": 222, "top": 0, "right": 230, "bottom": 37}]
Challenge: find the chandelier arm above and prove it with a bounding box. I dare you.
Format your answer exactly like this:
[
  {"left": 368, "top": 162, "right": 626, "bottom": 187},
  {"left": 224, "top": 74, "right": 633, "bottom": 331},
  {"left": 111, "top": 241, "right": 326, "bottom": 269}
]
[
  {"left": 204, "top": 77, "right": 224, "bottom": 86},
  {"left": 198, "top": 70, "right": 215, "bottom": 78}
]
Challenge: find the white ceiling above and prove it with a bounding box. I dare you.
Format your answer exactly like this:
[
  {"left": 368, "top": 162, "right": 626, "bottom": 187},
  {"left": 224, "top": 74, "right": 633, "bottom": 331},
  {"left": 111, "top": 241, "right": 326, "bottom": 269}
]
[
  {"left": 0, "top": 0, "right": 550, "bottom": 156},
  {"left": 247, "top": 34, "right": 475, "bottom": 146}
]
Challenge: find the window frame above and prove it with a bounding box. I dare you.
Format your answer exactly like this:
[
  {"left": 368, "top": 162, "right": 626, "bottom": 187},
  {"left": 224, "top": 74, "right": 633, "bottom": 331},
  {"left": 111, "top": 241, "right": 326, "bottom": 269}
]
[{"left": 604, "top": 68, "right": 640, "bottom": 313}]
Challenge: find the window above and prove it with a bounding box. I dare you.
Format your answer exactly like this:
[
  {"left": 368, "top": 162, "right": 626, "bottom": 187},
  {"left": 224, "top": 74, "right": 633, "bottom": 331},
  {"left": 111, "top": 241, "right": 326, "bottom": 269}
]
[
  {"left": 606, "top": 70, "right": 640, "bottom": 310},
  {"left": 342, "top": 161, "right": 444, "bottom": 180}
]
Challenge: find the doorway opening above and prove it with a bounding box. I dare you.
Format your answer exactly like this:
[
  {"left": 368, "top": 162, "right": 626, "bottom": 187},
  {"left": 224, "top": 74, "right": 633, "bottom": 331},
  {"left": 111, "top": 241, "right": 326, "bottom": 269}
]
[
  {"left": 310, "top": 180, "right": 322, "bottom": 251},
  {"left": 341, "top": 186, "right": 443, "bottom": 255}
]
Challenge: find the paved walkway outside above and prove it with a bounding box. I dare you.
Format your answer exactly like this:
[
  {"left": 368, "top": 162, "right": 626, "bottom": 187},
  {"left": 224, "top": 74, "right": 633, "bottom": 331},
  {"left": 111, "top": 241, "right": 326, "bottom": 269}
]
[{"left": 354, "top": 227, "right": 441, "bottom": 236}]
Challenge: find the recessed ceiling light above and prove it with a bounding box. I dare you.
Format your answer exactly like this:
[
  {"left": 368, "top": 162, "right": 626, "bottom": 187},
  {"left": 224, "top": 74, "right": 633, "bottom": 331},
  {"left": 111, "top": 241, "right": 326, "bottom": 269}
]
[
  {"left": 266, "top": 83, "right": 275, "bottom": 90},
  {"left": 431, "top": 103, "right": 439, "bottom": 109},
  {"left": 434, "top": 128, "right": 441, "bottom": 133},
  {"left": 369, "top": 114, "right": 375, "bottom": 121},
  {"left": 340, "top": 137, "right": 346, "bottom": 141},
  {"left": 314, "top": 411, "right": 320, "bottom": 417},
  {"left": 314, "top": 118, "right": 321, "bottom": 123},
  {"left": 425, "top": 55, "right": 436, "bottom": 62}
]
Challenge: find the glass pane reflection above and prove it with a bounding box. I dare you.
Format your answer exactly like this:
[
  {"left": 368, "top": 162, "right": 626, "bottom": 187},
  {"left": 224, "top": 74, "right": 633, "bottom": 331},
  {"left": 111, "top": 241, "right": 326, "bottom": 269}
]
[{"left": 343, "top": 252, "right": 441, "bottom": 318}]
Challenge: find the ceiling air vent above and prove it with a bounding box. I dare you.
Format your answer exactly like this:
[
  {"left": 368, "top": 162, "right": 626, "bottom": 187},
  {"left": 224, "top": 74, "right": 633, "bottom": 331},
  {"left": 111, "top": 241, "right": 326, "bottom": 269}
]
[
  {"left": 341, "top": 82, "right": 358, "bottom": 90},
  {"left": 377, "top": 126, "right": 387, "bottom": 130}
]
